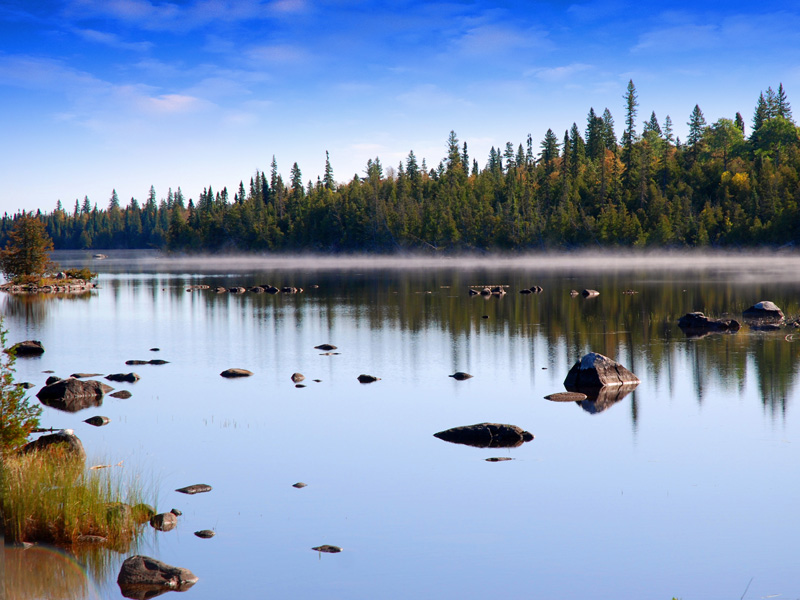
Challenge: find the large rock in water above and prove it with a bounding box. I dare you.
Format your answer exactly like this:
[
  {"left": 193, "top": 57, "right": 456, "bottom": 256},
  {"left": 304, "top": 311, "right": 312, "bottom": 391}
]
[
  {"left": 117, "top": 555, "right": 198, "bottom": 598},
  {"left": 7, "top": 340, "right": 45, "bottom": 356},
  {"left": 678, "top": 312, "right": 740, "bottom": 335},
  {"left": 743, "top": 301, "right": 784, "bottom": 322},
  {"left": 220, "top": 368, "right": 253, "bottom": 378},
  {"left": 434, "top": 423, "right": 534, "bottom": 448},
  {"left": 20, "top": 430, "right": 86, "bottom": 461},
  {"left": 36, "top": 378, "right": 111, "bottom": 412},
  {"left": 564, "top": 352, "right": 640, "bottom": 390}
]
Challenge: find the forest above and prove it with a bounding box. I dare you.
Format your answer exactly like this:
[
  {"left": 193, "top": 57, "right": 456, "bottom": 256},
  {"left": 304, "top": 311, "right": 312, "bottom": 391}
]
[{"left": 2, "top": 81, "right": 799, "bottom": 252}]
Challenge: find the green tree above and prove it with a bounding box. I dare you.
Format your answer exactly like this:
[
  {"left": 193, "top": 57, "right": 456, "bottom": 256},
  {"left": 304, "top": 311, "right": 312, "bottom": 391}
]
[
  {"left": 0, "top": 321, "right": 42, "bottom": 453},
  {"left": 0, "top": 214, "right": 55, "bottom": 283},
  {"left": 621, "top": 80, "right": 639, "bottom": 179},
  {"left": 687, "top": 104, "right": 707, "bottom": 159}
]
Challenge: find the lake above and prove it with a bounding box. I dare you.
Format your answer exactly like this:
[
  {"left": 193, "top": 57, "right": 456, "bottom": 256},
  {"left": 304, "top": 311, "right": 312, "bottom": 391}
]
[{"left": 4, "top": 251, "right": 800, "bottom": 600}]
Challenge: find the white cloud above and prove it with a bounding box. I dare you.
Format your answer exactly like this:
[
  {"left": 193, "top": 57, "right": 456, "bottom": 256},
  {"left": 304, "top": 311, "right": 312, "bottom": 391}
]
[
  {"left": 74, "top": 28, "right": 153, "bottom": 51},
  {"left": 527, "top": 63, "right": 593, "bottom": 82},
  {"left": 633, "top": 23, "right": 719, "bottom": 53}
]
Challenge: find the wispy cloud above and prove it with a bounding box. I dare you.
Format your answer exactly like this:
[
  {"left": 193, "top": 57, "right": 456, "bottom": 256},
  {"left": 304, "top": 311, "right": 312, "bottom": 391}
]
[
  {"left": 74, "top": 28, "right": 152, "bottom": 51},
  {"left": 527, "top": 63, "right": 593, "bottom": 82},
  {"left": 633, "top": 23, "right": 719, "bottom": 53}
]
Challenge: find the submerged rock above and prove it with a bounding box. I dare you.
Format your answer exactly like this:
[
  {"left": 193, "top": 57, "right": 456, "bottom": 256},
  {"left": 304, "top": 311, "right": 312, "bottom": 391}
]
[
  {"left": 293, "top": 482, "right": 308, "bottom": 488},
  {"left": 36, "top": 378, "right": 110, "bottom": 412},
  {"left": 315, "top": 343, "right": 337, "bottom": 351},
  {"left": 194, "top": 530, "right": 215, "bottom": 539},
  {"left": 110, "top": 390, "right": 132, "bottom": 399},
  {"left": 564, "top": 352, "right": 640, "bottom": 390},
  {"left": 357, "top": 374, "right": 380, "bottom": 383},
  {"left": 71, "top": 372, "right": 103, "bottom": 378},
  {"left": 485, "top": 457, "right": 513, "bottom": 462},
  {"left": 220, "top": 368, "right": 253, "bottom": 378},
  {"left": 678, "top": 312, "right": 740, "bottom": 335},
  {"left": 175, "top": 484, "right": 212, "bottom": 495},
  {"left": 84, "top": 415, "right": 110, "bottom": 427},
  {"left": 434, "top": 423, "right": 534, "bottom": 448},
  {"left": 117, "top": 555, "right": 198, "bottom": 598},
  {"left": 544, "top": 391, "right": 588, "bottom": 402}
]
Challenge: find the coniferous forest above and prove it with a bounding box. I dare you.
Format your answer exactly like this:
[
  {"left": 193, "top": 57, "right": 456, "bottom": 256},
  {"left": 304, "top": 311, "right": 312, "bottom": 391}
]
[{"left": 3, "top": 81, "right": 800, "bottom": 252}]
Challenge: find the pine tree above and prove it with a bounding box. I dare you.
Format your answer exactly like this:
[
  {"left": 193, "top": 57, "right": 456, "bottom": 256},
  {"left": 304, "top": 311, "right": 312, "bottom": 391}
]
[
  {"left": 0, "top": 214, "right": 55, "bottom": 283},
  {"left": 601, "top": 108, "right": 617, "bottom": 151},
  {"left": 753, "top": 92, "right": 768, "bottom": 133},
  {"left": 734, "top": 112, "right": 745, "bottom": 135},
  {"left": 687, "top": 104, "right": 707, "bottom": 158},
  {"left": 324, "top": 151, "right": 335, "bottom": 190},
  {"left": 621, "top": 80, "right": 639, "bottom": 178},
  {"left": 777, "top": 83, "right": 792, "bottom": 122}
]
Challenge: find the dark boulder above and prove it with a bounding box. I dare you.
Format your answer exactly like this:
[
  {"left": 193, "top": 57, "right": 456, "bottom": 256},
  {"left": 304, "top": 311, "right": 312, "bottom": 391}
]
[
  {"left": 220, "top": 368, "right": 252, "bottom": 378},
  {"left": 45, "top": 375, "right": 62, "bottom": 385},
  {"left": 20, "top": 430, "right": 86, "bottom": 461},
  {"left": 125, "top": 360, "right": 149, "bottom": 365},
  {"left": 106, "top": 373, "right": 140, "bottom": 383},
  {"left": 147, "top": 359, "right": 169, "bottom": 365},
  {"left": 265, "top": 286, "right": 280, "bottom": 294},
  {"left": 117, "top": 555, "right": 198, "bottom": 598},
  {"left": 468, "top": 289, "right": 479, "bottom": 296},
  {"left": 84, "top": 415, "right": 110, "bottom": 427},
  {"left": 36, "top": 378, "right": 110, "bottom": 412},
  {"left": 7, "top": 340, "right": 45, "bottom": 356},
  {"left": 519, "top": 288, "right": 532, "bottom": 294},
  {"left": 315, "top": 343, "right": 337, "bottom": 351},
  {"left": 357, "top": 374, "right": 380, "bottom": 383},
  {"left": 434, "top": 423, "right": 534, "bottom": 448},
  {"left": 678, "top": 312, "right": 740, "bottom": 335},
  {"left": 564, "top": 352, "right": 640, "bottom": 390},
  {"left": 743, "top": 301, "right": 784, "bottom": 323}
]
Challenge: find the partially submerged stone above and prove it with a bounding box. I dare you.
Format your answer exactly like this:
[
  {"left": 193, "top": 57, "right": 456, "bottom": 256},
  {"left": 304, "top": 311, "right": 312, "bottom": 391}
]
[
  {"left": 434, "top": 423, "right": 534, "bottom": 448},
  {"left": 743, "top": 301, "right": 785, "bottom": 323},
  {"left": 117, "top": 555, "right": 198, "bottom": 597},
  {"left": 176, "top": 484, "right": 212, "bottom": 495},
  {"left": 71, "top": 372, "right": 103, "bottom": 378},
  {"left": 357, "top": 374, "right": 380, "bottom": 383},
  {"left": 544, "top": 391, "right": 588, "bottom": 402},
  {"left": 312, "top": 545, "right": 342, "bottom": 553},
  {"left": 292, "top": 482, "right": 307, "bottom": 488},
  {"left": 106, "top": 373, "right": 140, "bottom": 383},
  {"left": 315, "top": 343, "right": 337, "bottom": 351},
  {"left": 149, "top": 512, "right": 177, "bottom": 532},
  {"left": 564, "top": 352, "right": 640, "bottom": 390},
  {"left": 7, "top": 340, "right": 45, "bottom": 356},
  {"left": 678, "top": 312, "right": 740, "bottom": 336},
  {"left": 194, "top": 530, "right": 215, "bottom": 539},
  {"left": 485, "top": 457, "right": 513, "bottom": 462},
  {"left": 220, "top": 368, "right": 253, "bottom": 378},
  {"left": 20, "top": 430, "right": 86, "bottom": 461},
  {"left": 110, "top": 390, "right": 133, "bottom": 399},
  {"left": 84, "top": 415, "right": 110, "bottom": 427},
  {"left": 291, "top": 372, "right": 305, "bottom": 382},
  {"left": 36, "top": 378, "right": 110, "bottom": 412},
  {"left": 449, "top": 372, "right": 473, "bottom": 380}
]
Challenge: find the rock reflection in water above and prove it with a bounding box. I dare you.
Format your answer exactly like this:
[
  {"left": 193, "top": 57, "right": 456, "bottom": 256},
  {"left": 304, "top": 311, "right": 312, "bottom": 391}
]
[
  {"left": 434, "top": 422, "right": 534, "bottom": 448},
  {"left": 570, "top": 383, "right": 639, "bottom": 414},
  {"left": 3, "top": 544, "right": 102, "bottom": 600}
]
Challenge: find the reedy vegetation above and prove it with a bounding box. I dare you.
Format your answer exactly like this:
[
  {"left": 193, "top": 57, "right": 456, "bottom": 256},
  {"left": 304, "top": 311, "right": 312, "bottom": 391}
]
[{"left": 2, "top": 82, "right": 798, "bottom": 251}]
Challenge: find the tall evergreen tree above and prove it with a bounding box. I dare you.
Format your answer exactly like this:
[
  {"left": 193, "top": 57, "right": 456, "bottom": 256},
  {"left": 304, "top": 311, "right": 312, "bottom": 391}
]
[
  {"left": 687, "top": 104, "right": 707, "bottom": 158},
  {"left": 621, "top": 80, "right": 639, "bottom": 178}
]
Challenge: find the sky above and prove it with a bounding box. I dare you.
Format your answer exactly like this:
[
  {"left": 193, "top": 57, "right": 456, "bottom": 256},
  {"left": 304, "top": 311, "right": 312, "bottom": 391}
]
[{"left": 2, "top": 0, "right": 800, "bottom": 214}]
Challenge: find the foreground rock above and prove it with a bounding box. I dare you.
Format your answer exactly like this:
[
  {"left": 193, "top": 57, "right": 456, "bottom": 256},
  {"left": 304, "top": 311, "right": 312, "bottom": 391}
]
[
  {"left": 20, "top": 430, "right": 86, "bottom": 461},
  {"left": 220, "top": 368, "right": 253, "bottom": 378},
  {"left": 678, "top": 312, "right": 740, "bottom": 335},
  {"left": 743, "top": 301, "right": 785, "bottom": 323},
  {"left": 564, "top": 352, "right": 640, "bottom": 390},
  {"left": 7, "top": 340, "right": 45, "bottom": 356},
  {"left": 434, "top": 423, "right": 534, "bottom": 448},
  {"left": 36, "top": 378, "right": 111, "bottom": 412},
  {"left": 117, "top": 555, "right": 198, "bottom": 598},
  {"left": 176, "top": 484, "right": 212, "bottom": 495}
]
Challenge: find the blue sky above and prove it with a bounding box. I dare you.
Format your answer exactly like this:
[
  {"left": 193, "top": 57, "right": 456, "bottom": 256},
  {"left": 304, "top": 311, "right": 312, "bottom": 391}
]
[{"left": 2, "top": 0, "right": 800, "bottom": 213}]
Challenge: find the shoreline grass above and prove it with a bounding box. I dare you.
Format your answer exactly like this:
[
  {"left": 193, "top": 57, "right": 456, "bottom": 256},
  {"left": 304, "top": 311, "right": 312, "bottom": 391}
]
[{"left": 0, "top": 449, "right": 153, "bottom": 549}]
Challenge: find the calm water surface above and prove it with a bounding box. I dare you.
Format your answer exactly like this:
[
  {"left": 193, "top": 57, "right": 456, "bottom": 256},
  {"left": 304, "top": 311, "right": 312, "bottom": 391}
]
[{"left": 4, "top": 252, "right": 800, "bottom": 600}]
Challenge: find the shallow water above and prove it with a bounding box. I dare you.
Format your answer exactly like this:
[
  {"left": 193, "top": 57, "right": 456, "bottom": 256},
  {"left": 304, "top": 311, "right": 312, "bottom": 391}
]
[{"left": 4, "top": 252, "right": 800, "bottom": 600}]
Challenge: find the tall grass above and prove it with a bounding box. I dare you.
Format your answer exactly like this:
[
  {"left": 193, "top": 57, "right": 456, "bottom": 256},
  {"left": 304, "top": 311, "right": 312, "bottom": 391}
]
[{"left": 0, "top": 449, "right": 153, "bottom": 548}]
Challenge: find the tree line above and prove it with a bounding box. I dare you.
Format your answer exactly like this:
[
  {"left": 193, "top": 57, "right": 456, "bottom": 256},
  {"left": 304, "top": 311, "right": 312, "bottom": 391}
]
[{"left": 3, "top": 81, "right": 799, "bottom": 252}]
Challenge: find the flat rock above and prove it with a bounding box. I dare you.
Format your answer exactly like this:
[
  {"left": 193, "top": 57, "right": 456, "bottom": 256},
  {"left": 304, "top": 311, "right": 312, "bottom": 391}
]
[
  {"left": 150, "top": 348, "right": 160, "bottom": 351},
  {"left": 564, "top": 352, "right": 640, "bottom": 390},
  {"left": 71, "top": 372, "right": 103, "bottom": 378},
  {"left": 125, "top": 360, "right": 149, "bottom": 365},
  {"left": 449, "top": 372, "right": 473, "bottom": 380},
  {"left": 434, "top": 423, "right": 534, "bottom": 448},
  {"left": 194, "top": 530, "right": 215, "bottom": 538},
  {"left": 312, "top": 545, "right": 342, "bottom": 553},
  {"left": 148, "top": 359, "right": 169, "bottom": 365},
  {"left": 315, "top": 343, "right": 337, "bottom": 351},
  {"left": 544, "top": 392, "right": 588, "bottom": 402},
  {"left": 175, "top": 484, "right": 212, "bottom": 495},
  {"left": 106, "top": 373, "right": 140, "bottom": 383},
  {"left": 110, "top": 390, "right": 133, "bottom": 399},
  {"left": 117, "top": 555, "right": 198, "bottom": 597},
  {"left": 36, "top": 378, "right": 110, "bottom": 412},
  {"left": 220, "top": 368, "right": 253, "bottom": 378},
  {"left": 7, "top": 340, "right": 45, "bottom": 356},
  {"left": 292, "top": 482, "right": 307, "bottom": 488},
  {"left": 485, "top": 457, "right": 513, "bottom": 462},
  {"left": 357, "top": 374, "right": 380, "bottom": 383},
  {"left": 84, "top": 415, "right": 110, "bottom": 427}
]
